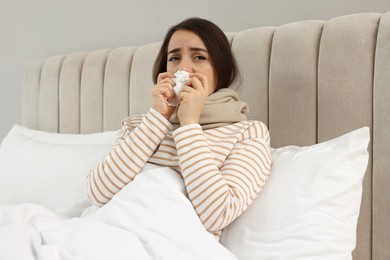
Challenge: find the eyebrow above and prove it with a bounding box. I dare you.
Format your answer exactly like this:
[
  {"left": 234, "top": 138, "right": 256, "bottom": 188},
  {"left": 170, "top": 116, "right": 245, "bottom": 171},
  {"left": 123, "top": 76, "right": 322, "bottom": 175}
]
[{"left": 168, "top": 47, "right": 208, "bottom": 54}]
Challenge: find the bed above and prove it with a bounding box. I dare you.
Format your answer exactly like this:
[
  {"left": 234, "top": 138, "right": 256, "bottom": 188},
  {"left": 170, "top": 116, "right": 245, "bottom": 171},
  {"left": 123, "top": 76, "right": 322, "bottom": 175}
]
[{"left": 0, "top": 11, "right": 389, "bottom": 260}]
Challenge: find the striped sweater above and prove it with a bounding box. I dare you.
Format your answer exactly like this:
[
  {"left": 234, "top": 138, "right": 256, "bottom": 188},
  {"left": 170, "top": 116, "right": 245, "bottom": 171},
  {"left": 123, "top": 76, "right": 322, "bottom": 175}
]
[{"left": 86, "top": 107, "right": 272, "bottom": 238}]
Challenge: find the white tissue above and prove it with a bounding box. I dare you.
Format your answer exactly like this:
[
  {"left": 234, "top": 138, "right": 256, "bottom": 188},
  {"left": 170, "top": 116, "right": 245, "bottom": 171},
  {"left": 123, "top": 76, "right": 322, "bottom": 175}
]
[{"left": 167, "top": 70, "right": 190, "bottom": 107}]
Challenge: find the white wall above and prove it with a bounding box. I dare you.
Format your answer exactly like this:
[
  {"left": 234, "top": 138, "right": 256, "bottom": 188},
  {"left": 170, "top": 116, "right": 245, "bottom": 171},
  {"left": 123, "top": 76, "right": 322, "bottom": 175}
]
[{"left": 1, "top": 0, "right": 389, "bottom": 140}]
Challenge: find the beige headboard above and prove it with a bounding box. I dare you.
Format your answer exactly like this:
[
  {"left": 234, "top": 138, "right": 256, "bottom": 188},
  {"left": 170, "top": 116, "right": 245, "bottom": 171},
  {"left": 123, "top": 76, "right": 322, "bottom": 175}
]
[{"left": 22, "top": 12, "right": 390, "bottom": 260}]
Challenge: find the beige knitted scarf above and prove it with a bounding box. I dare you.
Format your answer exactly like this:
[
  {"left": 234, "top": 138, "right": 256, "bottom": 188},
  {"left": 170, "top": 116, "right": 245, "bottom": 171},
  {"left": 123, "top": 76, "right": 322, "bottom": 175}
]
[{"left": 170, "top": 88, "right": 249, "bottom": 130}]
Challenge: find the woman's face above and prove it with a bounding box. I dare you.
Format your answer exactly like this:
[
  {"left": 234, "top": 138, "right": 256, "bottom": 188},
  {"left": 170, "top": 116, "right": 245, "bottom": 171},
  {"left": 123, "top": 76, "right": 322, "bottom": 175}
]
[{"left": 166, "top": 30, "right": 217, "bottom": 95}]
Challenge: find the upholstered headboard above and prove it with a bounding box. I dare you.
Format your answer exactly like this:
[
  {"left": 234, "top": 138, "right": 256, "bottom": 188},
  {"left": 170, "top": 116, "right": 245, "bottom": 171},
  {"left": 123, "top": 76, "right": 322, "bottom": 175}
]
[{"left": 21, "top": 12, "right": 390, "bottom": 260}]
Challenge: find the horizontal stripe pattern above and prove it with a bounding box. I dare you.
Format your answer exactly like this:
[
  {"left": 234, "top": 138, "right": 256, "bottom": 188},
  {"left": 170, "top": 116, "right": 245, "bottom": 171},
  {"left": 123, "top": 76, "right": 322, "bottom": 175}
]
[
  {"left": 86, "top": 108, "right": 173, "bottom": 206},
  {"left": 173, "top": 122, "right": 271, "bottom": 236},
  {"left": 86, "top": 108, "right": 272, "bottom": 238}
]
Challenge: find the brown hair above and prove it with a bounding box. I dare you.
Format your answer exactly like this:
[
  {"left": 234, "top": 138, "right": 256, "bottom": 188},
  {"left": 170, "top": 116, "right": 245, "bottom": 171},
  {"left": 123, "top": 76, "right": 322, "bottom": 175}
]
[{"left": 152, "top": 17, "right": 239, "bottom": 92}]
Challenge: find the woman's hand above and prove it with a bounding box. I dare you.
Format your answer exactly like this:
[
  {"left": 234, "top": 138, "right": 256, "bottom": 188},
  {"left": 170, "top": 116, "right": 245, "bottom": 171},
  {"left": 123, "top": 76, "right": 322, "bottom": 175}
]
[
  {"left": 150, "top": 72, "right": 176, "bottom": 120},
  {"left": 177, "top": 73, "right": 209, "bottom": 126}
]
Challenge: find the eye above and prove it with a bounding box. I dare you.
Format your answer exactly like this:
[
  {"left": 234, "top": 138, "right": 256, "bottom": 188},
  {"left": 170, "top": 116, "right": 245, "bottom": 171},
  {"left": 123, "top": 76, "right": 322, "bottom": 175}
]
[
  {"left": 194, "top": 55, "right": 206, "bottom": 61},
  {"left": 168, "top": 56, "right": 180, "bottom": 62}
]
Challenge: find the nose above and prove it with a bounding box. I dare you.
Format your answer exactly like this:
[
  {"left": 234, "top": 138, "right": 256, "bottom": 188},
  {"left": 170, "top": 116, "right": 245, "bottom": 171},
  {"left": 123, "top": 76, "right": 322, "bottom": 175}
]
[{"left": 177, "top": 57, "right": 194, "bottom": 73}]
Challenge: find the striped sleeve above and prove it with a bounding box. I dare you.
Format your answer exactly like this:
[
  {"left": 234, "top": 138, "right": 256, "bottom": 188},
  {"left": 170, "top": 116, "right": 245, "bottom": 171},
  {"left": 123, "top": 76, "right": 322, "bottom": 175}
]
[
  {"left": 172, "top": 121, "right": 272, "bottom": 233},
  {"left": 86, "top": 108, "right": 174, "bottom": 206}
]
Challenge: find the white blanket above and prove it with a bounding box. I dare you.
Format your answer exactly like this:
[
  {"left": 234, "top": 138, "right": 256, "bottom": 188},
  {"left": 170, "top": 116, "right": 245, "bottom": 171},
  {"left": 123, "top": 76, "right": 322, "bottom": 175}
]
[{"left": 0, "top": 165, "right": 237, "bottom": 260}]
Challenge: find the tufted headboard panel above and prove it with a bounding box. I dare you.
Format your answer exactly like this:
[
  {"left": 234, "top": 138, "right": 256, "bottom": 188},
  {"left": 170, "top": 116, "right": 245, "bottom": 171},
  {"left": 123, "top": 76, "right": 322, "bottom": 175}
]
[{"left": 21, "top": 12, "right": 390, "bottom": 260}]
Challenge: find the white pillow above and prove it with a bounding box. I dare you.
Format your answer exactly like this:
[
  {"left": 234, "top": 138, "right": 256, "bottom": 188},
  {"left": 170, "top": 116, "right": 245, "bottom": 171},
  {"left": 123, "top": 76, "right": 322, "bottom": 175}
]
[
  {"left": 0, "top": 125, "right": 118, "bottom": 213},
  {"left": 220, "top": 127, "right": 370, "bottom": 260}
]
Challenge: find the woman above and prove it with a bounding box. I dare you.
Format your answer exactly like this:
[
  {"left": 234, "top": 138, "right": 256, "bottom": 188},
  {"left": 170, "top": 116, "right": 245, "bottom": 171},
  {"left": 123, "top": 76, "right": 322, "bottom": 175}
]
[{"left": 86, "top": 17, "right": 272, "bottom": 239}]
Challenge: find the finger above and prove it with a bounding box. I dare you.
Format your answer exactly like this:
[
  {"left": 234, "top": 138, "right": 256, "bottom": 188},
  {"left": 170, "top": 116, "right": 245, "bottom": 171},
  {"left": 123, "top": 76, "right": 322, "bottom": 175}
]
[
  {"left": 179, "top": 85, "right": 196, "bottom": 94},
  {"left": 153, "top": 83, "right": 174, "bottom": 98},
  {"left": 160, "top": 85, "right": 175, "bottom": 99},
  {"left": 158, "top": 77, "right": 175, "bottom": 87},
  {"left": 187, "top": 77, "right": 205, "bottom": 93},
  {"left": 157, "top": 72, "right": 175, "bottom": 83},
  {"left": 188, "top": 73, "right": 208, "bottom": 93},
  {"left": 178, "top": 91, "right": 190, "bottom": 103}
]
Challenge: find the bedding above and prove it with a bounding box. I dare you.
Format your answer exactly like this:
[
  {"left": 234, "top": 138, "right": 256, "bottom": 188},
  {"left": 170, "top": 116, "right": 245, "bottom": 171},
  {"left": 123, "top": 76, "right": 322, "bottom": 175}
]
[
  {"left": 0, "top": 165, "right": 237, "bottom": 260},
  {"left": 0, "top": 125, "right": 369, "bottom": 259},
  {"left": 0, "top": 125, "right": 117, "bottom": 215},
  {"left": 220, "top": 127, "right": 370, "bottom": 260}
]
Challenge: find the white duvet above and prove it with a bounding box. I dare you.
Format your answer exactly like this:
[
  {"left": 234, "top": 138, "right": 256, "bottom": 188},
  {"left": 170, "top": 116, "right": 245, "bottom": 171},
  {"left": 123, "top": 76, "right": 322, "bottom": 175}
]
[{"left": 0, "top": 165, "right": 237, "bottom": 260}]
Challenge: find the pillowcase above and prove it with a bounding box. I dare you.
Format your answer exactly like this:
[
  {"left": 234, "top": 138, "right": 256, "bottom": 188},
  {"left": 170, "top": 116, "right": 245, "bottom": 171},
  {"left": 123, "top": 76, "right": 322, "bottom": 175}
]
[
  {"left": 0, "top": 125, "right": 118, "bottom": 214},
  {"left": 220, "top": 127, "right": 370, "bottom": 260}
]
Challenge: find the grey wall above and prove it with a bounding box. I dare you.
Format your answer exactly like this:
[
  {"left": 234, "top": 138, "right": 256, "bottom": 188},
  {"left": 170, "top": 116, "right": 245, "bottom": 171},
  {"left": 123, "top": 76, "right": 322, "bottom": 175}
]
[{"left": 1, "top": 0, "right": 389, "bottom": 140}]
